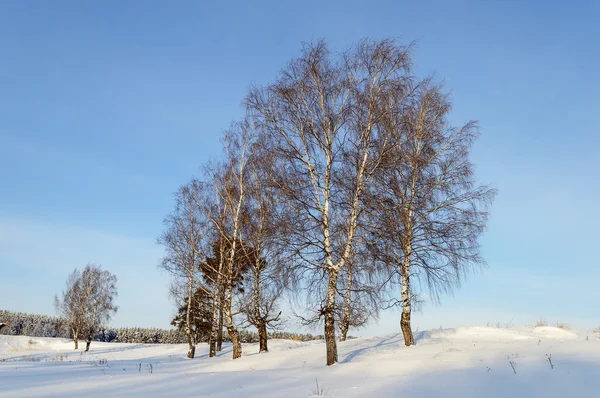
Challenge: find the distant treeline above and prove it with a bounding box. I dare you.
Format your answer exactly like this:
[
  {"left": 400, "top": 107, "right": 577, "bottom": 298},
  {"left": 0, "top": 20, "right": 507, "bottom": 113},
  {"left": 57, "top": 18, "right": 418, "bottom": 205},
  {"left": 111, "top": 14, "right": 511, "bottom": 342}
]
[{"left": 0, "top": 310, "right": 325, "bottom": 344}]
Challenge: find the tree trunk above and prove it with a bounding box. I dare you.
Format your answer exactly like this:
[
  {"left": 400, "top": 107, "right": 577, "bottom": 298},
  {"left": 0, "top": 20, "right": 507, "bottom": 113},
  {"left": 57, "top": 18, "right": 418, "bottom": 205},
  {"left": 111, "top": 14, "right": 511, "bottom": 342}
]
[
  {"left": 258, "top": 322, "right": 268, "bottom": 353},
  {"left": 186, "top": 331, "right": 195, "bottom": 358},
  {"left": 253, "top": 259, "right": 268, "bottom": 353},
  {"left": 73, "top": 329, "right": 78, "bottom": 349},
  {"left": 339, "top": 267, "right": 353, "bottom": 342},
  {"left": 208, "top": 287, "right": 220, "bottom": 358},
  {"left": 208, "top": 281, "right": 222, "bottom": 357},
  {"left": 400, "top": 255, "right": 414, "bottom": 346},
  {"left": 208, "top": 335, "right": 216, "bottom": 358},
  {"left": 85, "top": 338, "right": 91, "bottom": 352},
  {"left": 186, "top": 273, "right": 195, "bottom": 358},
  {"left": 339, "top": 322, "right": 349, "bottom": 343},
  {"left": 217, "top": 294, "right": 224, "bottom": 352},
  {"left": 324, "top": 271, "right": 339, "bottom": 365},
  {"left": 224, "top": 285, "right": 242, "bottom": 359},
  {"left": 187, "top": 344, "right": 196, "bottom": 359}
]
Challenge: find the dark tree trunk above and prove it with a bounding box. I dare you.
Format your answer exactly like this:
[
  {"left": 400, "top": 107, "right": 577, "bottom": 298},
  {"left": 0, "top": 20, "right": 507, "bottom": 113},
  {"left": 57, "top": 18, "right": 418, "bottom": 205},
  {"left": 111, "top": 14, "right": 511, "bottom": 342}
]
[
  {"left": 339, "top": 322, "right": 349, "bottom": 342},
  {"left": 216, "top": 293, "right": 224, "bottom": 352},
  {"left": 400, "top": 255, "right": 414, "bottom": 346},
  {"left": 85, "top": 338, "right": 91, "bottom": 352},
  {"left": 227, "top": 323, "right": 242, "bottom": 359},
  {"left": 339, "top": 266, "right": 353, "bottom": 342},
  {"left": 258, "top": 323, "right": 268, "bottom": 353},
  {"left": 209, "top": 280, "right": 221, "bottom": 358},
  {"left": 209, "top": 337, "right": 216, "bottom": 358},
  {"left": 185, "top": 272, "right": 195, "bottom": 359},
  {"left": 401, "top": 310, "right": 414, "bottom": 346},
  {"left": 324, "top": 271, "right": 339, "bottom": 366},
  {"left": 224, "top": 285, "right": 242, "bottom": 359},
  {"left": 186, "top": 331, "right": 195, "bottom": 358},
  {"left": 187, "top": 344, "right": 196, "bottom": 359}
]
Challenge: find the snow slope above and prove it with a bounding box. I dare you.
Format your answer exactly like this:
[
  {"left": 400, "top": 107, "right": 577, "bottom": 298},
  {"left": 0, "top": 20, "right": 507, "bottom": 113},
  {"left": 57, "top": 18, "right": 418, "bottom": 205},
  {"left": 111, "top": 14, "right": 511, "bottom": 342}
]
[{"left": 2, "top": 326, "right": 599, "bottom": 397}]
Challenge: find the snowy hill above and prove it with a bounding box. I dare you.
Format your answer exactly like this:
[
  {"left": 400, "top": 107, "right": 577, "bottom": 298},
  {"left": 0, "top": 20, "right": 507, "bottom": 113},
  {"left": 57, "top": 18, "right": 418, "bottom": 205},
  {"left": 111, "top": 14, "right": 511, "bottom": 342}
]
[{"left": 1, "top": 326, "right": 599, "bottom": 397}]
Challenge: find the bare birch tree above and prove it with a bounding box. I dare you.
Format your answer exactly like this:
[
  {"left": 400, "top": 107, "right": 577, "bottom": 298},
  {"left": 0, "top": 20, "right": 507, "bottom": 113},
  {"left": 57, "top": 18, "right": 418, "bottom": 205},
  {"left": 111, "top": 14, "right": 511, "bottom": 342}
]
[
  {"left": 79, "top": 265, "right": 118, "bottom": 351},
  {"left": 196, "top": 122, "right": 256, "bottom": 360},
  {"left": 55, "top": 270, "right": 85, "bottom": 349},
  {"left": 336, "top": 241, "right": 382, "bottom": 341},
  {"left": 55, "top": 264, "right": 118, "bottom": 351},
  {"left": 239, "top": 145, "right": 285, "bottom": 353},
  {"left": 219, "top": 123, "right": 256, "bottom": 359},
  {"left": 372, "top": 78, "right": 497, "bottom": 346},
  {"left": 158, "top": 181, "right": 205, "bottom": 358},
  {"left": 191, "top": 178, "right": 227, "bottom": 358},
  {"left": 247, "top": 39, "right": 412, "bottom": 365}
]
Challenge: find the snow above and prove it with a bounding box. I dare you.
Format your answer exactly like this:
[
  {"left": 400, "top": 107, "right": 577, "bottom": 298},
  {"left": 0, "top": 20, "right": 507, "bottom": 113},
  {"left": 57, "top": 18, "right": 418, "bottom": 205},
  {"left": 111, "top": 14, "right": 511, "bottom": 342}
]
[{"left": 2, "top": 326, "right": 600, "bottom": 397}]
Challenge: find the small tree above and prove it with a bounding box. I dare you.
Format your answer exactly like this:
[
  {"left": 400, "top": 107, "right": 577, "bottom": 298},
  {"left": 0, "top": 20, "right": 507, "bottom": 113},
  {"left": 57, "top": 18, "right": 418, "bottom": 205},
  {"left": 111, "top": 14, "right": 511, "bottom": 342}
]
[
  {"left": 372, "top": 79, "right": 496, "bottom": 346},
  {"left": 239, "top": 143, "right": 284, "bottom": 353},
  {"left": 239, "top": 251, "right": 283, "bottom": 353},
  {"left": 55, "top": 269, "right": 85, "bottom": 349},
  {"left": 171, "top": 287, "right": 213, "bottom": 345},
  {"left": 197, "top": 235, "right": 250, "bottom": 354},
  {"left": 158, "top": 180, "right": 205, "bottom": 358},
  {"left": 55, "top": 264, "right": 118, "bottom": 351},
  {"left": 336, "top": 243, "right": 381, "bottom": 341},
  {"left": 196, "top": 123, "right": 257, "bottom": 360}
]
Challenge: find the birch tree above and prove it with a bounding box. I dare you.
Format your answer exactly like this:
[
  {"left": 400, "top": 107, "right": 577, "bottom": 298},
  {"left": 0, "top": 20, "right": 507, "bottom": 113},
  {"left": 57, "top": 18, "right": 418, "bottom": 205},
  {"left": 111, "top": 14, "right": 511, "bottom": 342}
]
[
  {"left": 191, "top": 177, "right": 227, "bottom": 358},
  {"left": 336, "top": 241, "right": 382, "bottom": 341},
  {"left": 55, "top": 270, "right": 85, "bottom": 349},
  {"left": 55, "top": 264, "right": 118, "bottom": 351},
  {"left": 79, "top": 265, "right": 118, "bottom": 351},
  {"left": 197, "top": 122, "right": 256, "bottom": 360},
  {"left": 373, "top": 78, "right": 497, "bottom": 346},
  {"left": 247, "top": 39, "right": 412, "bottom": 365},
  {"left": 158, "top": 182, "right": 205, "bottom": 358},
  {"left": 239, "top": 146, "right": 284, "bottom": 353}
]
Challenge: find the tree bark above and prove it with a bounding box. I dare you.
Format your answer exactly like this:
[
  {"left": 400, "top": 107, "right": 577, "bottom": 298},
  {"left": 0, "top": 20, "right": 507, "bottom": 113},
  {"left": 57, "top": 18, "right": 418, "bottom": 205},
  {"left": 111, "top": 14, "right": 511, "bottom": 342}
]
[
  {"left": 339, "top": 321, "right": 349, "bottom": 343},
  {"left": 258, "top": 322, "right": 268, "bottom": 353},
  {"left": 187, "top": 344, "right": 196, "bottom": 358},
  {"left": 216, "top": 293, "right": 224, "bottom": 352},
  {"left": 224, "top": 285, "right": 242, "bottom": 359},
  {"left": 186, "top": 271, "right": 195, "bottom": 358},
  {"left": 73, "top": 329, "right": 78, "bottom": 349},
  {"left": 252, "top": 256, "right": 270, "bottom": 353},
  {"left": 208, "top": 335, "right": 216, "bottom": 358},
  {"left": 401, "top": 309, "right": 413, "bottom": 346},
  {"left": 324, "top": 271, "right": 339, "bottom": 365},
  {"left": 400, "top": 254, "right": 414, "bottom": 346},
  {"left": 186, "top": 331, "right": 195, "bottom": 358},
  {"left": 208, "top": 287, "right": 220, "bottom": 358},
  {"left": 209, "top": 242, "right": 225, "bottom": 359},
  {"left": 85, "top": 338, "right": 91, "bottom": 352},
  {"left": 339, "top": 266, "right": 353, "bottom": 342}
]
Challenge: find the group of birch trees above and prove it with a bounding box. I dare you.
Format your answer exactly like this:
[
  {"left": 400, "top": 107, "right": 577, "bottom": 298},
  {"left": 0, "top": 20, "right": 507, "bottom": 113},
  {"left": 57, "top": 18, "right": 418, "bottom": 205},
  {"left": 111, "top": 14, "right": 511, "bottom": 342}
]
[
  {"left": 159, "top": 38, "right": 496, "bottom": 365},
  {"left": 54, "top": 264, "right": 118, "bottom": 351}
]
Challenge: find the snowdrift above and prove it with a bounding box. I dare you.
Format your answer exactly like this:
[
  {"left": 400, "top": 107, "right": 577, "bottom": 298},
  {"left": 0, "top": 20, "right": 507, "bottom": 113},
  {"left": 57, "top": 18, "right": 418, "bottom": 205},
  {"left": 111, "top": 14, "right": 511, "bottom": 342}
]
[{"left": 1, "top": 326, "right": 599, "bottom": 397}]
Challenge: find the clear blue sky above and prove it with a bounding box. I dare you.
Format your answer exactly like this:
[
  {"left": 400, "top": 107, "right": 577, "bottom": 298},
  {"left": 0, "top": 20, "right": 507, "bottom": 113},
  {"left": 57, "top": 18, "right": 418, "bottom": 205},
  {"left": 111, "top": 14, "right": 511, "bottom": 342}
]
[{"left": 1, "top": 1, "right": 598, "bottom": 334}]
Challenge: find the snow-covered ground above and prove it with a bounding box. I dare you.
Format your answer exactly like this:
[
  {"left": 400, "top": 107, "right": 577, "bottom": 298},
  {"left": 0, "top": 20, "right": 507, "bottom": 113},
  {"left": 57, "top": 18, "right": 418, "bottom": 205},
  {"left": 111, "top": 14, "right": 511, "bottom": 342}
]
[{"left": 2, "top": 326, "right": 599, "bottom": 397}]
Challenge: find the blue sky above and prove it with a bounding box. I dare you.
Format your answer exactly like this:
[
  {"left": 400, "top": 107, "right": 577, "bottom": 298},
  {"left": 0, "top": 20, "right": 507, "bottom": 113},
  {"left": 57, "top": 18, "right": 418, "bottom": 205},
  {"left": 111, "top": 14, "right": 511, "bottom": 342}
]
[{"left": 0, "top": 1, "right": 598, "bottom": 334}]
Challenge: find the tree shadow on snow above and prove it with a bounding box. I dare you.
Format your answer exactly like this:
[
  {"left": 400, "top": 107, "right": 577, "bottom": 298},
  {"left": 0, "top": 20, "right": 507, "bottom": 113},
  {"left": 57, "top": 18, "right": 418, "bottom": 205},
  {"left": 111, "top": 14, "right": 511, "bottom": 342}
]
[{"left": 341, "top": 334, "right": 405, "bottom": 364}]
